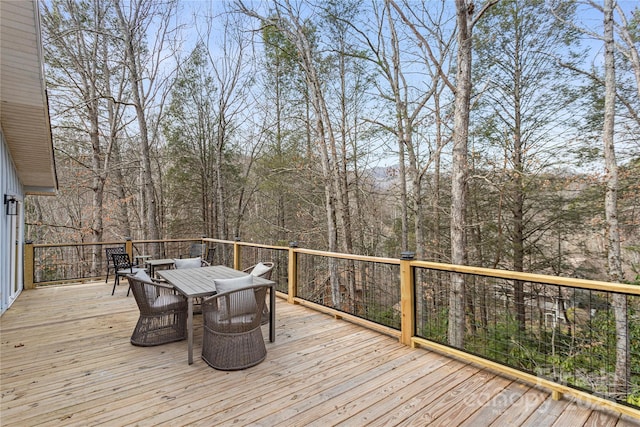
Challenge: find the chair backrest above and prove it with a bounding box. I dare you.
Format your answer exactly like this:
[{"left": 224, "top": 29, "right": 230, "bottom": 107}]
[
  {"left": 126, "top": 274, "right": 169, "bottom": 314},
  {"left": 202, "top": 284, "right": 268, "bottom": 330},
  {"left": 112, "top": 252, "right": 133, "bottom": 271},
  {"left": 189, "top": 243, "right": 206, "bottom": 258},
  {"left": 243, "top": 262, "right": 274, "bottom": 280},
  {"left": 105, "top": 246, "right": 125, "bottom": 267},
  {"left": 127, "top": 274, "right": 154, "bottom": 311},
  {"left": 205, "top": 247, "right": 215, "bottom": 264},
  {"left": 173, "top": 257, "right": 207, "bottom": 269}
]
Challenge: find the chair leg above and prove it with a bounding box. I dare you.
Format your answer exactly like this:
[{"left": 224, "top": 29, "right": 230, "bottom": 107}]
[
  {"left": 112, "top": 275, "right": 119, "bottom": 295},
  {"left": 105, "top": 269, "right": 109, "bottom": 283}
]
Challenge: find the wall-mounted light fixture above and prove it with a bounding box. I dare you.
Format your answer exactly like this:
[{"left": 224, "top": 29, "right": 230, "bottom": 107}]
[{"left": 4, "top": 195, "right": 18, "bottom": 216}]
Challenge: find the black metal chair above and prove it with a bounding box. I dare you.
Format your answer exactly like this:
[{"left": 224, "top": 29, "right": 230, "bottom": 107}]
[
  {"left": 111, "top": 252, "right": 147, "bottom": 296},
  {"left": 104, "top": 246, "right": 125, "bottom": 283}
]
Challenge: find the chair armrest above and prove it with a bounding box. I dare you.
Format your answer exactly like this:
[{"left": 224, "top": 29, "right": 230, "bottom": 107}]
[{"left": 151, "top": 281, "right": 176, "bottom": 291}]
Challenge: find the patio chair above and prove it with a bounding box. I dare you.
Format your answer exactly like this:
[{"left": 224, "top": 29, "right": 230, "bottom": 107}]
[
  {"left": 127, "top": 271, "right": 188, "bottom": 346},
  {"left": 205, "top": 247, "right": 215, "bottom": 264},
  {"left": 173, "top": 257, "right": 209, "bottom": 269},
  {"left": 186, "top": 243, "right": 215, "bottom": 264},
  {"left": 201, "top": 278, "right": 268, "bottom": 370},
  {"left": 173, "top": 256, "right": 210, "bottom": 313},
  {"left": 111, "top": 252, "right": 147, "bottom": 296},
  {"left": 243, "top": 262, "right": 274, "bottom": 325},
  {"left": 189, "top": 243, "right": 206, "bottom": 258},
  {"left": 104, "top": 246, "right": 125, "bottom": 283}
]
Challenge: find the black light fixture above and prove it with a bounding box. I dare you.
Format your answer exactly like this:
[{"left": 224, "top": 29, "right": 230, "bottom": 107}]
[{"left": 4, "top": 195, "right": 18, "bottom": 216}]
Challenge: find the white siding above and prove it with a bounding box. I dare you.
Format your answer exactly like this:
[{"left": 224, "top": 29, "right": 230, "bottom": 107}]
[{"left": 0, "top": 126, "right": 24, "bottom": 315}]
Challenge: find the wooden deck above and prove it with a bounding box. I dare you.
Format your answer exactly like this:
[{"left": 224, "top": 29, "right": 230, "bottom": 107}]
[{"left": 1, "top": 283, "right": 638, "bottom": 426}]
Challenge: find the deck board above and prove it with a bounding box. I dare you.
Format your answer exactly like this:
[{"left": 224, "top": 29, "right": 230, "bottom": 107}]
[{"left": 1, "top": 283, "right": 636, "bottom": 426}]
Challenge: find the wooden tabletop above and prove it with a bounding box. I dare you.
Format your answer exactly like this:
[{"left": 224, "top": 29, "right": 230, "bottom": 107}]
[{"left": 145, "top": 258, "right": 175, "bottom": 266}]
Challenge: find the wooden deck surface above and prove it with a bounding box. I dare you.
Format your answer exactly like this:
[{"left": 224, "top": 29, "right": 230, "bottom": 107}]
[{"left": 1, "top": 282, "right": 638, "bottom": 426}]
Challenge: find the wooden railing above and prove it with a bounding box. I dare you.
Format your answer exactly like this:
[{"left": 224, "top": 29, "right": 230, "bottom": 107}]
[{"left": 23, "top": 238, "right": 640, "bottom": 418}]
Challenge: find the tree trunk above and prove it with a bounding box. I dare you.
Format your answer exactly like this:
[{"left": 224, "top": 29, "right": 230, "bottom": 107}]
[
  {"left": 114, "top": 0, "right": 161, "bottom": 250},
  {"left": 386, "top": 4, "right": 410, "bottom": 253},
  {"left": 603, "top": 0, "right": 628, "bottom": 397},
  {"left": 512, "top": 42, "right": 525, "bottom": 331},
  {"left": 448, "top": 0, "right": 474, "bottom": 348}
]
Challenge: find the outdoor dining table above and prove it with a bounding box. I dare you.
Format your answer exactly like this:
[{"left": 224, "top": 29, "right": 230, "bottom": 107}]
[
  {"left": 134, "top": 254, "right": 151, "bottom": 264},
  {"left": 157, "top": 265, "right": 276, "bottom": 365},
  {"left": 145, "top": 258, "right": 175, "bottom": 278}
]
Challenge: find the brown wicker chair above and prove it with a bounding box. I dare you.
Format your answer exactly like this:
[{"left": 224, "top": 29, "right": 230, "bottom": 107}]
[
  {"left": 173, "top": 257, "right": 210, "bottom": 313},
  {"left": 127, "top": 272, "right": 188, "bottom": 347},
  {"left": 243, "top": 262, "right": 274, "bottom": 325},
  {"left": 201, "top": 283, "right": 268, "bottom": 370},
  {"left": 173, "top": 257, "right": 210, "bottom": 269}
]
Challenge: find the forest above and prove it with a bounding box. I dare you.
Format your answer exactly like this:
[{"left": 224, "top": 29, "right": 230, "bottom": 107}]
[
  {"left": 24, "top": 0, "right": 640, "bottom": 406},
  {"left": 29, "top": 0, "right": 638, "bottom": 285}
]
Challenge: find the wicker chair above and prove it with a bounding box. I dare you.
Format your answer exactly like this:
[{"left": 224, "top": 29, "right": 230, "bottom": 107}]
[
  {"left": 201, "top": 283, "right": 268, "bottom": 370},
  {"left": 187, "top": 243, "right": 215, "bottom": 264},
  {"left": 189, "top": 243, "right": 206, "bottom": 258},
  {"left": 104, "top": 246, "right": 125, "bottom": 283},
  {"left": 111, "top": 252, "right": 147, "bottom": 296},
  {"left": 243, "top": 262, "right": 274, "bottom": 325},
  {"left": 173, "top": 257, "right": 210, "bottom": 313},
  {"left": 127, "top": 273, "right": 188, "bottom": 346},
  {"left": 173, "top": 257, "right": 210, "bottom": 269}
]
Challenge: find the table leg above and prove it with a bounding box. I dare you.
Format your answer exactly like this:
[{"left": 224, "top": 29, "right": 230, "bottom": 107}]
[
  {"left": 269, "top": 284, "right": 275, "bottom": 342},
  {"left": 187, "top": 297, "right": 194, "bottom": 364}
]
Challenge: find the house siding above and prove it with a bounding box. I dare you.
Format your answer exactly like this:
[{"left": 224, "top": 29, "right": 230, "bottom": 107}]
[{"left": 0, "top": 126, "right": 25, "bottom": 315}]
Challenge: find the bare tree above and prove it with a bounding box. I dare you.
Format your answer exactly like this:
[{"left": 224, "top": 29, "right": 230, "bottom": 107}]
[
  {"left": 448, "top": 0, "right": 497, "bottom": 347},
  {"left": 41, "top": 0, "right": 125, "bottom": 271},
  {"left": 238, "top": 0, "right": 345, "bottom": 306},
  {"left": 113, "top": 0, "right": 178, "bottom": 248},
  {"left": 602, "top": 0, "right": 628, "bottom": 398},
  {"left": 350, "top": 1, "right": 452, "bottom": 260},
  {"left": 202, "top": 11, "right": 255, "bottom": 240}
]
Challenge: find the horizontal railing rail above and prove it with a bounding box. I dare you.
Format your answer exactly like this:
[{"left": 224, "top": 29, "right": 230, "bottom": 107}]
[
  {"left": 25, "top": 238, "right": 205, "bottom": 286},
  {"left": 22, "top": 238, "right": 640, "bottom": 418}
]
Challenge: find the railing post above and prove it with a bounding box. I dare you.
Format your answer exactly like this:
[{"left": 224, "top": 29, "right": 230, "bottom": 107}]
[
  {"left": 400, "top": 251, "right": 415, "bottom": 347},
  {"left": 125, "top": 238, "right": 133, "bottom": 259},
  {"left": 233, "top": 237, "right": 241, "bottom": 270},
  {"left": 288, "top": 242, "right": 299, "bottom": 304},
  {"left": 24, "top": 240, "right": 35, "bottom": 290}
]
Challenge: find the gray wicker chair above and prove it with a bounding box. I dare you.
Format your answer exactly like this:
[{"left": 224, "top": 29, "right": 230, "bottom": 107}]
[
  {"left": 243, "top": 262, "right": 274, "bottom": 325},
  {"left": 127, "top": 273, "right": 188, "bottom": 346},
  {"left": 173, "top": 257, "right": 210, "bottom": 269},
  {"left": 189, "top": 243, "right": 205, "bottom": 258},
  {"left": 173, "top": 257, "right": 210, "bottom": 313},
  {"left": 186, "top": 243, "right": 215, "bottom": 264},
  {"left": 201, "top": 284, "right": 268, "bottom": 370}
]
